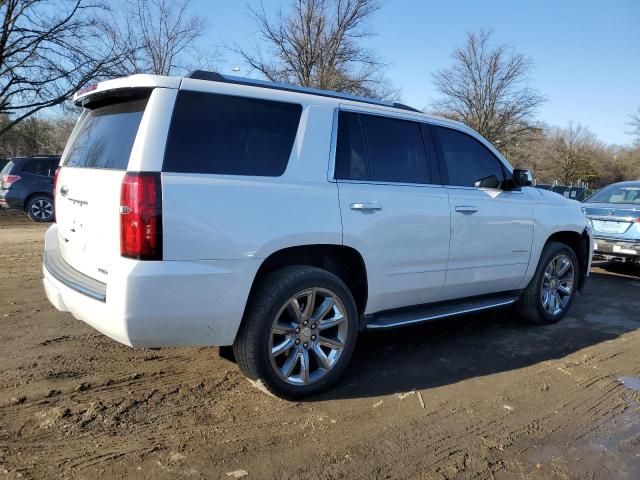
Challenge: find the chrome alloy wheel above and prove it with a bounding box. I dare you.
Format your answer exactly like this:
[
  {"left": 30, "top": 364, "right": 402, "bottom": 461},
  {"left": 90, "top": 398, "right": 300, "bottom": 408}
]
[
  {"left": 269, "top": 288, "right": 349, "bottom": 385},
  {"left": 541, "top": 254, "right": 574, "bottom": 316},
  {"left": 30, "top": 198, "right": 53, "bottom": 220}
]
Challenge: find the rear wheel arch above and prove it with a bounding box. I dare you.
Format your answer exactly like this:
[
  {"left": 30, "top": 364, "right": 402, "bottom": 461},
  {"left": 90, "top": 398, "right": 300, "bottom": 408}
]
[
  {"left": 23, "top": 191, "right": 52, "bottom": 210},
  {"left": 246, "top": 244, "right": 368, "bottom": 319}
]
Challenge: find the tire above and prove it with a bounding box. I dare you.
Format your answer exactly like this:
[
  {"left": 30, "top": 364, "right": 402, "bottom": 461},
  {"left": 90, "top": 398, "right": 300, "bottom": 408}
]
[
  {"left": 26, "top": 195, "right": 54, "bottom": 222},
  {"left": 233, "top": 266, "right": 358, "bottom": 399},
  {"left": 516, "top": 241, "right": 579, "bottom": 324}
]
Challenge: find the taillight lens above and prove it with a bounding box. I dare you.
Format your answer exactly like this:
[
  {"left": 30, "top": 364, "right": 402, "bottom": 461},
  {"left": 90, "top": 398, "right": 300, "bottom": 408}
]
[
  {"left": 52, "top": 168, "right": 60, "bottom": 222},
  {"left": 120, "top": 172, "right": 162, "bottom": 260},
  {"left": 2, "top": 175, "right": 21, "bottom": 189}
]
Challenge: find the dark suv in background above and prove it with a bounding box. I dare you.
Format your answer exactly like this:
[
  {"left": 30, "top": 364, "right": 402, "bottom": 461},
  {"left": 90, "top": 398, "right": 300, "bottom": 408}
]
[{"left": 0, "top": 155, "right": 60, "bottom": 222}]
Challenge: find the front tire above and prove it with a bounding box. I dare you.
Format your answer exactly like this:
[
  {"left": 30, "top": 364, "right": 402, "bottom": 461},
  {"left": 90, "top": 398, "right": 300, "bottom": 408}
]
[
  {"left": 26, "top": 195, "right": 54, "bottom": 222},
  {"left": 517, "top": 241, "right": 579, "bottom": 324},
  {"left": 233, "top": 266, "right": 358, "bottom": 398}
]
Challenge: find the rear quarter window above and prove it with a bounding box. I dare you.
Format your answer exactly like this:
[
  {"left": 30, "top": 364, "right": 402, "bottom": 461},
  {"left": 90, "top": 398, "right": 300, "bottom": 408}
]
[{"left": 163, "top": 91, "right": 302, "bottom": 176}]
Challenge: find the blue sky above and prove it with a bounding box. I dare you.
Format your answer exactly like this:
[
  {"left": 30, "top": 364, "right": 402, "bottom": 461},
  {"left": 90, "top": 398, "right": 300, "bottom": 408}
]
[{"left": 193, "top": 0, "right": 640, "bottom": 145}]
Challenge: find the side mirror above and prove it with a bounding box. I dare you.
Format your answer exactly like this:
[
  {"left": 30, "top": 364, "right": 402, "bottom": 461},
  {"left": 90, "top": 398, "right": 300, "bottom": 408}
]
[
  {"left": 474, "top": 175, "right": 501, "bottom": 189},
  {"left": 512, "top": 169, "right": 533, "bottom": 187}
]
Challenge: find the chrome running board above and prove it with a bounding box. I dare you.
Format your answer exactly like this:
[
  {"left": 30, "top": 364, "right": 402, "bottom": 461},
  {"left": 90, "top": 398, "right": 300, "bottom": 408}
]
[{"left": 365, "top": 292, "right": 520, "bottom": 330}]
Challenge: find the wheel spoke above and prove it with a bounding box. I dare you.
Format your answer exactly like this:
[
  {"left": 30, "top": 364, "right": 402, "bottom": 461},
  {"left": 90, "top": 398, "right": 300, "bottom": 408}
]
[
  {"left": 547, "top": 293, "right": 556, "bottom": 314},
  {"left": 271, "top": 337, "right": 295, "bottom": 357},
  {"left": 311, "top": 344, "right": 331, "bottom": 369},
  {"left": 312, "top": 296, "right": 335, "bottom": 322},
  {"left": 280, "top": 347, "right": 300, "bottom": 378},
  {"left": 557, "top": 283, "right": 572, "bottom": 296},
  {"left": 287, "top": 299, "right": 303, "bottom": 323},
  {"left": 300, "top": 290, "right": 316, "bottom": 320},
  {"left": 317, "top": 335, "right": 344, "bottom": 350},
  {"left": 318, "top": 312, "right": 345, "bottom": 330},
  {"left": 554, "top": 292, "right": 563, "bottom": 312},
  {"left": 556, "top": 258, "right": 571, "bottom": 277},
  {"left": 272, "top": 321, "right": 295, "bottom": 335},
  {"left": 542, "top": 290, "right": 550, "bottom": 309},
  {"left": 299, "top": 348, "right": 310, "bottom": 383}
]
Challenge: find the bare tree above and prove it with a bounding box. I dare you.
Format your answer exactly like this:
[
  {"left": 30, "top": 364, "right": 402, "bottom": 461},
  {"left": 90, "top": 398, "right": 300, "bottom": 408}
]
[
  {"left": 109, "top": 0, "right": 210, "bottom": 76},
  {"left": 540, "top": 122, "right": 600, "bottom": 185},
  {"left": 0, "top": 113, "right": 76, "bottom": 157},
  {"left": 0, "top": 0, "right": 129, "bottom": 137},
  {"left": 431, "top": 30, "right": 545, "bottom": 153},
  {"left": 238, "top": 0, "right": 396, "bottom": 99}
]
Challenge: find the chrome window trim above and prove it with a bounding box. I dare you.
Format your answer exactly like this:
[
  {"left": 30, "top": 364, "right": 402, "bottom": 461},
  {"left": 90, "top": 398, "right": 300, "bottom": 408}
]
[{"left": 444, "top": 184, "right": 526, "bottom": 195}]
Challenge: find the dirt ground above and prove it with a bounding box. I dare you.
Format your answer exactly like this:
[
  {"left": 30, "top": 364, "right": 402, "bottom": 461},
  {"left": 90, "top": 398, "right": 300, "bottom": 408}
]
[{"left": 1, "top": 213, "right": 639, "bottom": 480}]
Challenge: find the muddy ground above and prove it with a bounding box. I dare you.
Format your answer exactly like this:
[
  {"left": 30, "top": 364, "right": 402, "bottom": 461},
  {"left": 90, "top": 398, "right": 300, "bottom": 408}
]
[{"left": 0, "top": 213, "right": 639, "bottom": 479}]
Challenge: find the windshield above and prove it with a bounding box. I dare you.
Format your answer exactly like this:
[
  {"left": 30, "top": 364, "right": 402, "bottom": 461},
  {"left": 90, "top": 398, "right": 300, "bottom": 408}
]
[
  {"left": 586, "top": 184, "right": 640, "bottom": 204},
  {"left": 63, "top": 97, "right": 149, "bottom": 170}
]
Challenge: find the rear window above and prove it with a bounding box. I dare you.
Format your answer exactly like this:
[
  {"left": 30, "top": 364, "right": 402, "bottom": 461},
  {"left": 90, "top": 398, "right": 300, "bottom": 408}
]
[
  {"left": 63, "top": 97, "right": 148, "bottom": 170},
  {"left": 163, "top": 91, "right": 302, "bottom": 176},
  {"left": 587, "top": 185, "right": 640, "bottom": 204},
  {"left": 1, "top": 161, "right": 14, "bottom": 175}
]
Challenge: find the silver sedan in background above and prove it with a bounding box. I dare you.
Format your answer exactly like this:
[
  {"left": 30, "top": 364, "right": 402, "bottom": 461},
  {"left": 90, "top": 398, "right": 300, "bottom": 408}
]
[{"left": 582, "top": 181, "right": 640, "bottom": 266}]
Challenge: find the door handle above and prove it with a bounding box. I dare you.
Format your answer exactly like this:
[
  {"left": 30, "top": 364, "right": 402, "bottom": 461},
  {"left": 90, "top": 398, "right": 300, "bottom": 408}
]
[
  {"left": 455, "top": 205, "right": 478, "bottom": 214},
  {"left": 350, "top": 202, "right": 382, "bottom": 212}
]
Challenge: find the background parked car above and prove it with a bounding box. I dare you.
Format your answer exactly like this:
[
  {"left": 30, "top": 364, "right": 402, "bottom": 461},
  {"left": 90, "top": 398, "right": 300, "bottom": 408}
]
[
  {"left": 582, "top": 181, "right": 640, "bottom": 266},
  {"left": 0, "top": 155, "right": 60, "bottom": 222}
]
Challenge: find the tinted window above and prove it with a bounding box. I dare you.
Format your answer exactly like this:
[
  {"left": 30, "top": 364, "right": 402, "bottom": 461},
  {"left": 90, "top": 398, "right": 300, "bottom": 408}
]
[
  {"left": 587, "top": 185, "right": 640, "bottom": 204},
  {"left": 63, "top": 98, "right": 148, "bottom": 170},
  {"left": 1, "top": 161, "right": 14, "bottom": 175},
  {"left": 433, "top": 126, "right": 505, "bottom": 187},
  {"left": 22, "top": 159, "right": 50, "bottom": 176},
  {"left": 335, "top": 112, "right": 429, "bottom": 184},
  {"left": 335, "top": 112, "right": 368, "bottom": 180},
  {"left": 163, "top": 91, "right": 302, "bottom": 176},
  {"left": 49, "top": 158, "right": 60, "bottom": 175}
]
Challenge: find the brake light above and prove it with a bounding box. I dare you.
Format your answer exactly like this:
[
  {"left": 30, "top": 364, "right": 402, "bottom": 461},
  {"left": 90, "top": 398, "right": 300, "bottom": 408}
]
[
  {"left": 52, "top": 168, "right": 60, "bottom": 222},
  {"left": 2, "top": 175, "right": 21, "bottom": 188},
  {"left": 120, "top": 172, "right": 162, "bottom": 260}
]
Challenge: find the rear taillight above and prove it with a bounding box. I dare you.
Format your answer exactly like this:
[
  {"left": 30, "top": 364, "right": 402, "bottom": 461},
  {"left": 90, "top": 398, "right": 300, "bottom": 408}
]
[
  {"left": 120, "top": 172, "right": 162, "bottom": 260},
  {"left": 52, "top": 168, "right": 60, "bottom": 222},
  {"left": 2, "top": 175, "right": 21, "bottom": 189}
]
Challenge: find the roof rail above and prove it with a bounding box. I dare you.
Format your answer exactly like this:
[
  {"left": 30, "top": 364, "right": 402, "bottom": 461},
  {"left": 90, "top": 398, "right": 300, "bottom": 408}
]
[{"left": 187, "top": 70, "right": 421, "bottom": 113}]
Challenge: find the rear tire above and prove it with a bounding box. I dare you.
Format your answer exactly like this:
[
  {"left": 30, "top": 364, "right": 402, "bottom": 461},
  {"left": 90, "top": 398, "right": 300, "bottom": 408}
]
[
  {"left": 26, "top": 195, "right": 54, "bottom": 222},
  {"left": 516, "top": 241, "right": 579, "bottom": 324},
  {"left": 233, "top": 266, "right": 358, "bottom": 399}
]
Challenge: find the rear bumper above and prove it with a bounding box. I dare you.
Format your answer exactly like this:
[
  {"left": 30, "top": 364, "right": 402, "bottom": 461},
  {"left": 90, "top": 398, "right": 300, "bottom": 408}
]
[
  {"left": 0, "top": 190, "right": 23, "bottom": 209},
  {"left": 593, "top": 236, "right": 640, "bottom": 260},
  {"left": 42, "top": 225, "right": 259, "bottom": 347}
]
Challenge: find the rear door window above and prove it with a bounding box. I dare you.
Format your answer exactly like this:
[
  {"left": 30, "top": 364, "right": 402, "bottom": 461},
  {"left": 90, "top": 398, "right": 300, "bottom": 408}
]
[
  {"left": 335, "top": 111, "right": 430, "bottom": 184},
  {"left": 163, "top": 91, "right": 302, "bottom": 176},
  {"left": 21, "top": 159, "right": 50, "bottom": 176},
  {"left": 63, "top": 97, "right": 149, "bottom": 170},
  {"left": 432, "top": 126, "right": 505, "bottom": 187}
]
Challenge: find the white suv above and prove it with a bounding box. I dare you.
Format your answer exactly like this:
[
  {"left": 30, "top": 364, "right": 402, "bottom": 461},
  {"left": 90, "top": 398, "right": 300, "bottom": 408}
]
[{"left": 43, "top": 71, "right": 593, "bottom": 397}]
